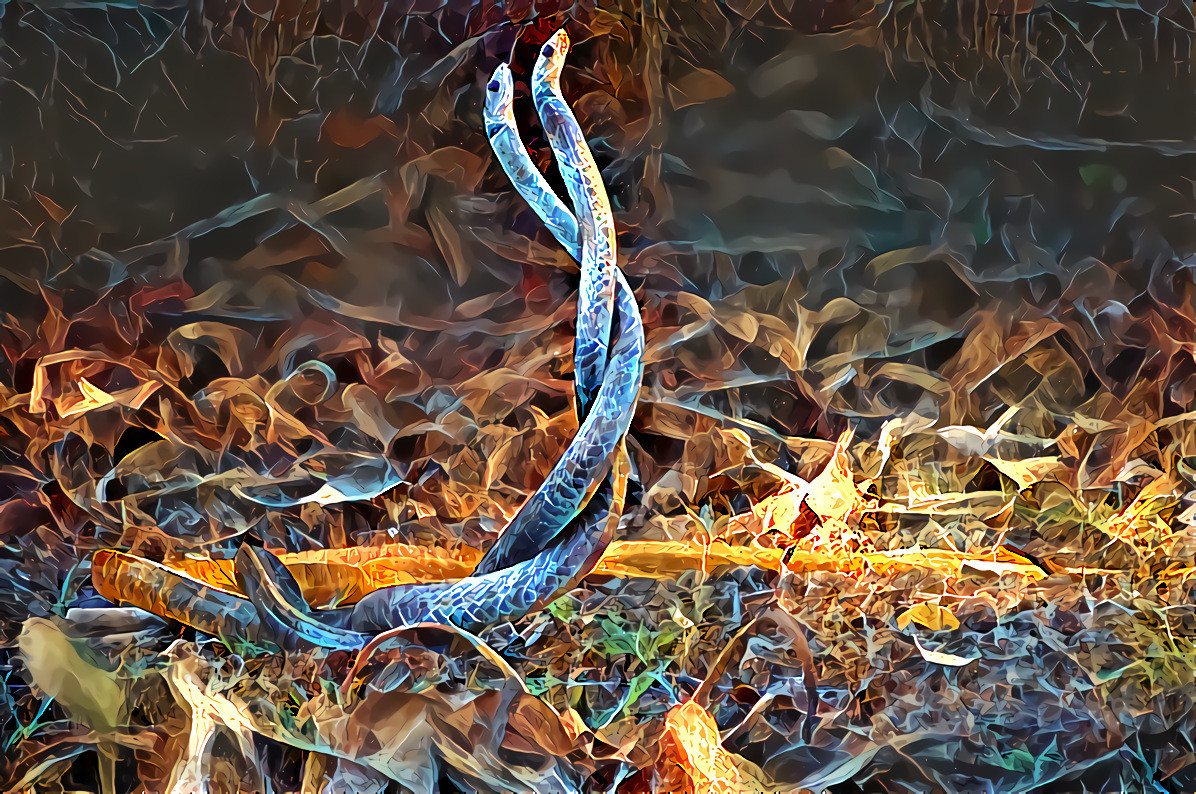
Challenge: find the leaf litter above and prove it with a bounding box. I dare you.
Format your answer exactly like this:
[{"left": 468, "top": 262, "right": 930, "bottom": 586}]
[{"left": 3, "top": 0, "right": 1196, "bottom": 791}]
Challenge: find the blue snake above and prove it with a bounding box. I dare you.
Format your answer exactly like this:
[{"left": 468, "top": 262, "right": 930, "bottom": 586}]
[{"left": 224, "top": 30, "right": 644, "bottom": 653}]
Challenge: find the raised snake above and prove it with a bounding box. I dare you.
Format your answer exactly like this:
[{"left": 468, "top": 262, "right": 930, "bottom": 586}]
[{"left": 224, "top": 30, "right": 644, "bottom": 652}]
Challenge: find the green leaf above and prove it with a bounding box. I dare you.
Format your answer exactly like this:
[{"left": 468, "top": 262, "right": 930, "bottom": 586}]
[
  {"left": 623, "top": 671, "right": 656, "bottom": 713},
  {"left": 1079, "top": 164, "right": 1127, "bottom": 193},
  {"left": 1002, "top": 748, "right": 1035, "bottom": 773},
  {"left": 547, "top": 597, "right": 576, "bottom": 622}
]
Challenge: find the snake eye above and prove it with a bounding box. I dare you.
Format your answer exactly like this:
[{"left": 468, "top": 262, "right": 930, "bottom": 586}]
[{"left": 487, "top": 79, "right": 500, "bottom": 92}]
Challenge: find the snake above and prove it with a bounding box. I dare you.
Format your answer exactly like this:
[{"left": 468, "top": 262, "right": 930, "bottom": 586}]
[{"left": 222, "top": 30, "right": 644, "bottom": 652}]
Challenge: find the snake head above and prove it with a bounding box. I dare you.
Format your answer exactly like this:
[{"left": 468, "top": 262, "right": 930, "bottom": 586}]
[
  {"left": 532, "top": 29, "right": 570, "bottom": 97},
  {"left": 484, "top": 62, "right": 516, "bottom": 131}
]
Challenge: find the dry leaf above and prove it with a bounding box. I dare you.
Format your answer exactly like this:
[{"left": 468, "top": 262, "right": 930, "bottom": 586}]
[
  {"left": 804, "top": 429, "right": 869, "bottom": 526},
  {"left": 1103, "top": 476, "right": 1177, "bottom": 545},
  {"left": 896, "top": 602, "right": 960, "bottom": 632},
  {"left": 659, "top": 700, "right": 772, "bottom": 793},
  {"left": 911, "top": 635, "right": 978, "bottom": 667},
  {"left": 58, "top": 377, "right": 118, "bottom": 418},
  {"left": 983, "top": 455, "right": 1061, "bottom": 490}
]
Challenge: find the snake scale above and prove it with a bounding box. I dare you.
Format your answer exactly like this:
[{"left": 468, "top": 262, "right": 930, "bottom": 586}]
[{"left": 223, "top": 30, "right": 644, "bottom": 652}]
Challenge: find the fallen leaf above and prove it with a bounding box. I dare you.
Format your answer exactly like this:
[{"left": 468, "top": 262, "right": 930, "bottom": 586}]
[
  {"left": 59, "top": 377, "right": 117, "bottom": 417},
  {"left": 1103, "top": 476, "right": 1177, "bottom": 545},
  {"left": 804, "top": 429, "right": 869, "bottom": 526},
  {"left": 17, "top": 618, "right": 125, "bottom": 733},
  {"left": 911, "top": 635, "right": 978, "bottom": 667},
  {"left": 96, "top": 541, "right": 1046, "bottom": 621},
  {"left": 721, "top": 312, "right": 759, "bottom": 344},
  {"left": 896, "top": 602, "right": 960, "bottom": 632},
  {"left": 659, "top": 700, "right": 772, "bottom": 793},
  {"left": 33, "top": 191, "right": 73, "bottom": 223},
  {"left": 752, "top": 488, "right": 808, "bottom": 540},
  {"left": 983, "top": 455, "right": 1061, "bottom": 490}
]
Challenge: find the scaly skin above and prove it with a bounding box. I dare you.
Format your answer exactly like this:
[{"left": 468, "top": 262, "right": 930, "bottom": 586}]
[
  {"left": 474, "top": 36, "right": 640, "bottom": 576},
  {"left": 481, "top": 34, "right": 616, "bottom": 415},
  {"left": 229, "top": 31, "right": 643, "bottom": 650},
  {"left": 483, "top": 62, "right": 583, "bottom": 262},
  {"left": 236, "top": 468, "right": 623, "bottom": 648},
  {"left": 532, "top": 31, "right": 617, "bottom": 416}
]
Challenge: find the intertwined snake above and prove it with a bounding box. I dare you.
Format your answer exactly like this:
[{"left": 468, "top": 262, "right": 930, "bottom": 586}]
[{"left": 221, "top": 30, "right": 644, "bottom": 653}]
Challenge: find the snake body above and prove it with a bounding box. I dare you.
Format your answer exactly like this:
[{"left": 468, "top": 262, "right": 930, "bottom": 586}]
[
  {"left": 532, "top": 34, "right": 617, "bottom": 415},
  {"left": 231, "top": 31, "right": 643, "bottom": 651},
  {"left": 482, "top": 36, "right": 615, "bottom": 418},
  {"left": 474, "top": 32, "right": 637, "bottom": 576}
]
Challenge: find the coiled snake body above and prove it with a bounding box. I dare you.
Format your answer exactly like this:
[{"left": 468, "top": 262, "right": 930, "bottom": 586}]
[{"left": 232, "top": 31, "right": 644, "bottom": 652}]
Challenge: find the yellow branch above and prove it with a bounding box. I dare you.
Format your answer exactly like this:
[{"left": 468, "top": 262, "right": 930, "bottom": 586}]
[{"left": 94, "top": 541, "right": 1045, "bottom": 616}]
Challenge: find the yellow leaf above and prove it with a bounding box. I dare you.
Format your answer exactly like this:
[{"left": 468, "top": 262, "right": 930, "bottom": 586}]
[
  {"left": 804, "top": 429, "right": 870, "bottom": 529},
  {"left": 896, "top": 602, "right": 960, "bottom": 632},
  {"left": 79, "top": 377, "right": 113, "bottom": 403},
  {"left": 983, "top": 455, "right": 1060, "bottom": 490},
  {"left": 660, "top": 700, "right": 772, "bottom": 793},
  {"left": 960, "top": 557, "right": 1035, "bottom": 577},
  {"left": 18, "top": 619, "right": 125, "bottom": 733},
  {"left": 29, "top": 362, "right": 47, "bottom": 413},
  {"left": 97, "top": 541, "right": 1045, "bottom": 626},
  {"left": 1103, "top": 476, "right": 1177, "bottom": 545},
  {"left": 912, "top": 635, "right": 978, "bottom": 667},
  {"left": 753, "top": 488, "right": 806, "bottom": 537},
  {"left": 59, "top": 377, "right": 117, "bottom": 417}
]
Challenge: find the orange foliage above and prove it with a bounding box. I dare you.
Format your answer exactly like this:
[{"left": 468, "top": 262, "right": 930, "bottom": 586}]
[
  {"left": 168, "top": 543, "right": 480, "bottom": 608},
  {"left": 657, "top": 700, "right": 753, "bottom": 793},
  {"left": 1103, "top": 476, "right": 1177, "bottom": 546},
  {"left": 750, "top": 428, "right": 877, "bottom": 556},
  {"left": 93, "top": 541, "right": 1046, "bottom": 628}
]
